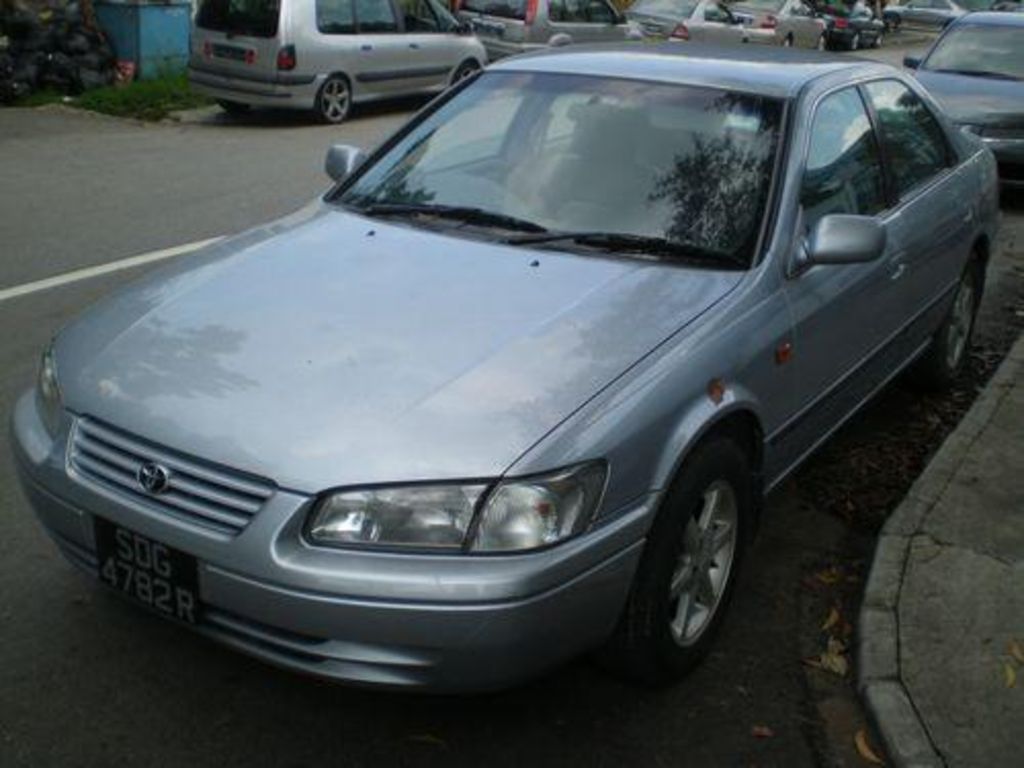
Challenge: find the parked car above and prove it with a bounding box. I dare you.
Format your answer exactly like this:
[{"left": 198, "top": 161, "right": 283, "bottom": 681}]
[
  {"left": 881, "top": 0, "right": 991, "bottom": 31},
  {"left": 188, "top": 0, "right": 487, "bottom": 124},
  {"left": 14, "top": 43, "right": 1000, "bottom": 692},
  {"left": 815, "top": 1, "right": 885, "bottom": 49},
  {"left": 456, "top": 0, "right": 636, "bottom": 59},
  {"left": 627, "top": 0, "right": 774, "bottom": 42},
  {"left": 905, "top": 11, "right": 1024, "bottom": 187},
  {"left": 728, "top": 0, "right": 828, "bottom": 47}
]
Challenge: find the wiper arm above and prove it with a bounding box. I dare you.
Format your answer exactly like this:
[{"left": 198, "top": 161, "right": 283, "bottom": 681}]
[
  {"left": 505, "top": 231, "right": 748, "bottom": 269},
  {"left": 357, "top": 202, "right": 549, "bottom": 233},
  {"left": 931, "top": 68, "right": 1020, "bottom": 81}
]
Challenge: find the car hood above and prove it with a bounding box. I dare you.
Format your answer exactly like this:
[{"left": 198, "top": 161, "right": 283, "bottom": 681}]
[
  {"left": 56, "top": 204, "right": 742, "bottom": 493},
  {"left": 915, "top": 70, "right": 1024, "bottom": 126}
]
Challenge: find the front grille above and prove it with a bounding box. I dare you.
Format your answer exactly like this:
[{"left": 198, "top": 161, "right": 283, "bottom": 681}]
[{"left": 69, "top": 417, "right": 275, "bottom": 535}]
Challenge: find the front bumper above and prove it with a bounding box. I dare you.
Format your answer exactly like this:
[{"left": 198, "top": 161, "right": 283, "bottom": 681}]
[{"left": 11, "top": 391, "right": 648, "bottom": 691}]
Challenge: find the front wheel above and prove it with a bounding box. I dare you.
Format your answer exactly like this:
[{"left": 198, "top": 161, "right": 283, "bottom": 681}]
[
  {"left": 914, "top": 261, "right": 982, "bottom": 391},
  {"left": 598, "top": 438, "right": 753, "bottom": 685},
  {"left": 315, "top": 75, "right": 351, "bottom": 125},
  {"left": 216, "top": 99, "right": 250, "bottom": 116}
]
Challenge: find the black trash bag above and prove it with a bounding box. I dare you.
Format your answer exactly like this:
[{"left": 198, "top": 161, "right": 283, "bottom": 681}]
[
  {"left": 2, "top": 10, "right": 40, "bottom": 41},
  {"left": 64, "top": 32, "right": 90, "bottom": 55},
  {"left": 38, "top": 50, "right": 82, "bottom": 94},
  {"left": 77, "top": 66, "right": 111, "bottom": 91}
]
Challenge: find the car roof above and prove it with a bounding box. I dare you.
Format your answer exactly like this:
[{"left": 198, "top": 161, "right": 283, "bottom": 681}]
[
  {"left": 488, "top": 43, "right": 892, "bottom": 99},
  {"left": 954, "top": 10, "right": 1024, "bottom": 26}
]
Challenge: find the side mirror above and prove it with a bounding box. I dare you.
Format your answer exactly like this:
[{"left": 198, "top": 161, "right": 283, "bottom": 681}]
[
  {"left": 325, "top": 144, "right": 365, "bottom": 183},
  {"left": 903, "top": 55, "right": 921, "bottom": 69},
  {"left": 548, "top": 32, "right": 574, "bottom": 47},
  {"left": 803, "top": 214, "right": 887, "bottom": 267}
]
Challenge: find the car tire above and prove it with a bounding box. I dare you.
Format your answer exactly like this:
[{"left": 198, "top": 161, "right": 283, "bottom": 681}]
[
  {"left": 216, "top": 99, "right": 250, "bottom": 116},
  {"left": 598, "top": 437, "right": 753, "bottom": 686},
  {"left": 782, "top": 34, "right": 794, "bottom": 47},
  {"left": 450, "top": 59, "right": 481, "bottom": 87},
  {"left": 914, "top": 259, "right": 983, "bottom": 391},
  {"left": 849, "top": 32, "right": 861, "bottom": 51},
  {"left": 315, "top": 74, "right": 351, "bottom": 125}
]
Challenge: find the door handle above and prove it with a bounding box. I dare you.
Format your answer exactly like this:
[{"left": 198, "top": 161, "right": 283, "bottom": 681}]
[
  {"left": 962, "top": 207, "right": 974, "bottom": 224},
  {"left": 890, "top": 262, "right": 906, "bottom": 281}
]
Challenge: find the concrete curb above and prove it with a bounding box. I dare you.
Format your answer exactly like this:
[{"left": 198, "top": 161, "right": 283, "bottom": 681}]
[{"left": 857, "top": 334, "right": 1024, "bottom": 768}]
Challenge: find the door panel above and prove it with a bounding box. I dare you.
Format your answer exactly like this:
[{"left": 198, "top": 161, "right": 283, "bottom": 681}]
[{"left": 774, "top": 87, "right": 898, "bottom": 471}]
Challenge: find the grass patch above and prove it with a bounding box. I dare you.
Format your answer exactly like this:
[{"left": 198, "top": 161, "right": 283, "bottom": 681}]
[
  {"left": 76, "top": 72, "right": 212, "bottom": 121},
  {"left": 12, "top": 89, "right": 66, "bottom": 108}
]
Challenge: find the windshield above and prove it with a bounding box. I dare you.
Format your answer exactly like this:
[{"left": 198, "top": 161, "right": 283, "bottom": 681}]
[
  {"left": 630, "top": 0, "right": 699, "bottom": 16},
  {"left": 460, "top": 0, "right": 527, "bottom": 18},
  {"left": 924, "top": 25, "right": 1024, "bottom": 80},
  {"left": 196, "top": 0, "right": 280, "bottom": 37},
  {"left": 337, "top": 72, "right": 783, "bottom": 266}
]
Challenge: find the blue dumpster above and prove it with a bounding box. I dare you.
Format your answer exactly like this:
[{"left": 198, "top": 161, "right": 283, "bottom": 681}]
[{"left": 95, "top": 0, "right": 192, "bottom": 80}]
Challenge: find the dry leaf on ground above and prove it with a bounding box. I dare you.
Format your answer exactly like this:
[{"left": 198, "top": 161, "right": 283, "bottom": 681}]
[
  {"left": 821, "top": 606, "right": 840, "bottom": 632},
  {"left": 805, "top": 637, "right": 849, "bottom": 677},
  {"left": 751, "top": 724, "right": 774, "bottom": 739},
  {"left": 1009, "top": 639, "right": 1024, "bottom": 665},
  {"left": 407, "top": 733, "right": 448, "bottom": 748},
  {"left": 1005, "top": 662, "right": 1017, "bottom": 689},
  {"left": 854, "top": 728, "right": 885, "bottom": 765},
  {"left": 814, "top": 566, "right": 842, "bottom": 585}
]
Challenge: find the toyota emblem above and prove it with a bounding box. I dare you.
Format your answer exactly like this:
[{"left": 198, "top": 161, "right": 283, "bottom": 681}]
[{"left": 136, "top": 462, "right": 171, "bottom": 495}]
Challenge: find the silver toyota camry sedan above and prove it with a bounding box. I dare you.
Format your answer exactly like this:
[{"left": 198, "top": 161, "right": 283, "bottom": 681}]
[{"left": 12, "top": 44, "right": 999, "bottom": 692}]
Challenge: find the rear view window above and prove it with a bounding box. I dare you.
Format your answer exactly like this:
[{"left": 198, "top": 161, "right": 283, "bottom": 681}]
[
  {"left": 196, "top": 0, "right": 280, "bottom": 37},
  {"left": 460, "top": 0, "right": 528, "bottom": 19}
]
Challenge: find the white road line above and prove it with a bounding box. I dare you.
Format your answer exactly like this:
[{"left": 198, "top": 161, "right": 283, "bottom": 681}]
[{"left": 0, "top": 237, "right": 222, "bottom": 305}]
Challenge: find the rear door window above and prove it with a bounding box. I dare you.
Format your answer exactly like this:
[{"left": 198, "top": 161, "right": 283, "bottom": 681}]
[
  {"left": 196, "top": 0, "right": 280, "bottom": 37},
  {"left": 317, "top": 0, "right": 356, "bottom": 34},
  {"left": 801, "top": 87, "right": 887, "bottom": 227},
  {"left": 863, "top": 80, "right": 950, "bottom": 199},
  {"left": 549, "top": 0, "right": 591, "bottom": 22},
  {"left": 460, "top": 0, "right": 528, "bottom": 19},
  {"left": 355, "top": 0, "right": 400, "bottom": 31},
  {"left": 401, "top": 0, "right": 441, "bottom": 31}
]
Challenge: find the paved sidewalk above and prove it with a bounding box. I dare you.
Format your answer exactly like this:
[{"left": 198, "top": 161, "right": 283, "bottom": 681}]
[{"left": 859, "top": 335, "right": 1024, "bottom": 767}]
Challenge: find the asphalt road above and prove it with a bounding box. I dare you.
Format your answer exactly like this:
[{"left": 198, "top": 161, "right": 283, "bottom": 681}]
[{"left": 1, "top": 37, "right": 1019, "bottom": 768}]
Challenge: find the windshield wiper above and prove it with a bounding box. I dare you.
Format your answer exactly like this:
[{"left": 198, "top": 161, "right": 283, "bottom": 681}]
[
  {"left": 356, "top": 202, "right": 548, "bottom": 233},
  {"left": 931, "top": 67, "right": 1020, "bottom": 81},
  {"left": 504, "top": 231, "right": 748, "bottom": 269}
]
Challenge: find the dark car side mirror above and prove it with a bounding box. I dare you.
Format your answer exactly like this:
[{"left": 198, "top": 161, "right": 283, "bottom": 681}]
[
  {"left": 903, "top": 56, "right": 921, "bottom": 69},
  {"left": 802, "top": 214, "right": 887, "bottom": 267},
  {"left": 325, "top": 144, "right": 366, "bottom": 184}
]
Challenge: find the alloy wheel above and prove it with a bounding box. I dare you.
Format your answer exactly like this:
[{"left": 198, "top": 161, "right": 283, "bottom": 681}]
[
  {"left": 319, "top": 77, "right": 350, "bottom": 124},
  {"left": 668, "top": 480, "right": 739, "bottom": 647},
  {"left": 946, "top": 273, "right": 975, "bottom": 371}
]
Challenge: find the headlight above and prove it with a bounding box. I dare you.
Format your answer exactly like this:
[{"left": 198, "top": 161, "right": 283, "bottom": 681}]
[
  {"left": 36, "top": 343, "right": 63, "bottom": 437},
  {"left": 306, "top": 462, "right": 607, "bottom": 553},
  {"left": 307, "top": 484, "right": 488, "bottom": 549},
  {"left": 470, "top": 462, "right": 606, "bottom": 553}
]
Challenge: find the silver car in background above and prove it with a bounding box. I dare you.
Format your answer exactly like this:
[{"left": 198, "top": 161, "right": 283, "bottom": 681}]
[
  {"left": 729, "top": 0, "right": 827, "bottom": 47},
  {"left": 627, "top": 0, "right": 775, "bottom": 42},
  {"left": 188, "top": 0, "right": 487, "bottom": 123},
  {"left": 882, "top": 0, "right": 988, "bottom": 32},
  {"left": 14, "top": 45, "right": 999, "bottom": 692},
  {"left": 456, "top": 0, "right": 635, "bottom": 59}
]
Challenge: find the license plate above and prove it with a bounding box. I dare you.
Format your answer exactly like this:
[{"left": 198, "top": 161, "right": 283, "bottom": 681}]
[{"left": 94, "top": 518, "right": 201, "bottom": 625}]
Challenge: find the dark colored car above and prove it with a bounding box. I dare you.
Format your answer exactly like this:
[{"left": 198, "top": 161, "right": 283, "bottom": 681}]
[
  {"left": 906, "top": 11, "right": 1024, "bottom": 187},
  {"left": 815, "top": 1, "right": 885, "bottom": 49}
]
